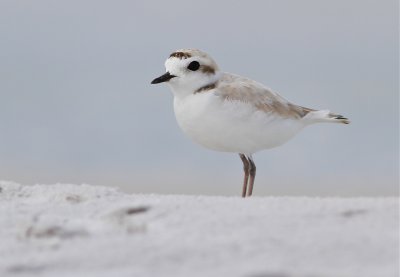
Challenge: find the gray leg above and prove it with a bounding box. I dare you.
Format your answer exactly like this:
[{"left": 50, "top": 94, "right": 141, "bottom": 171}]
[
  {"left": 247, "top": 155, "right": 256, "bottom": 197},
  {"left": 239, "top": 154, "right": 250, "bottom": 198}
]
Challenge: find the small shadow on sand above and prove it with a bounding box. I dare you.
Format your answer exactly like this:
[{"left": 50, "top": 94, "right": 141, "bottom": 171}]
[
  {"left": 65, "top": 194, "right": 84, "bottom": 203},
  {"left": 7, "top": 264, "right": 46, "bottom": 274},
  {"left": 125, "top": 206, "right": 150, "bottom": 215},
  {"left": 26, "top": 225, "right": 88, "bottom": 239},
  {"left": 340, "top": 209, "right": 368, "bottom": 218}
]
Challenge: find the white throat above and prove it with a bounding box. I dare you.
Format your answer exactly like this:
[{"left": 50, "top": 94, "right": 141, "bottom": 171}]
[{"left": 167, "top": 71, "right": 221, "bottom": 99}]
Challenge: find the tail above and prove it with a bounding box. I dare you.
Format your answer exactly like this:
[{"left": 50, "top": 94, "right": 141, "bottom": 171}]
[{"left": 303, "top": 109, "right": 350, "bottom": 124}]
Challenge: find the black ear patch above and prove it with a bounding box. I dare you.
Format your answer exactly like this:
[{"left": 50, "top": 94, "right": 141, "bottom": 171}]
[{"left": 187, "top": 61, "right": 200, "bottom": 71}]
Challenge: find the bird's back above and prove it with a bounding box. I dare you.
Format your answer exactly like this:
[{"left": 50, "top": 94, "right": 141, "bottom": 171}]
[{"left": 211, "top": 73, "right": 312, "bottom": 120}]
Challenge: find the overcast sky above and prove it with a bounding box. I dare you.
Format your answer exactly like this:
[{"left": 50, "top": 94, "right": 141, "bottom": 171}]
[{"left": 0, "top": 0, "right": 398, "bottom": 196}]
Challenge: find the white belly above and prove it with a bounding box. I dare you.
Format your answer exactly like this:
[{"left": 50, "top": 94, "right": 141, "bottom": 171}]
[{"left": 173, "top": 93, "right": 306, "bottom": 155}]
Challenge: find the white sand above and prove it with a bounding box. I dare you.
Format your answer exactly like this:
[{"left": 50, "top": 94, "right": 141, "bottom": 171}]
[{"left": 0, "top": 181, "right": 398, "bottom": 277}]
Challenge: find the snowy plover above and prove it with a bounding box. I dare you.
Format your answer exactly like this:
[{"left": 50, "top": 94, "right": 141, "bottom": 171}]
[{"left": 151, "top": 49, "right": 349, "bottom": 197}]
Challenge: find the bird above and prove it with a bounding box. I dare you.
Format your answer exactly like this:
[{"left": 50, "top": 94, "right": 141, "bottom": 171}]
[{"left": 151, "top": 49, "right": 349, "bottom": 197}]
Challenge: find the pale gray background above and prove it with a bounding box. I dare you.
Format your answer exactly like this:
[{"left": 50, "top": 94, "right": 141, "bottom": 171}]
[{"left": 0, "top": 0, "right": 398, "bottom": 196}]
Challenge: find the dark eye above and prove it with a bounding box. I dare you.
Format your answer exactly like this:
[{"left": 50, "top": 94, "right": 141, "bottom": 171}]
[{"left": 187, "top": 61, "right": 200, "bottom": 71}]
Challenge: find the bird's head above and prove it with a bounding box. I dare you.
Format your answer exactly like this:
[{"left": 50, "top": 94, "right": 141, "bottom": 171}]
[{"left": 151, "top": 49, "right": 220, "bottom": 97}]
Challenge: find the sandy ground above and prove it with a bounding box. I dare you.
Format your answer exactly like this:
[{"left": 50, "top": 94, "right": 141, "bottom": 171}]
[{"left": 0, "top": 181, "right": 398, "bottom": 277}]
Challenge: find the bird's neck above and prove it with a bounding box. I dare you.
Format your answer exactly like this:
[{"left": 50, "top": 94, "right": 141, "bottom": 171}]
[{"left": 169, "top": 72, "right": 222, "bottom": 99}]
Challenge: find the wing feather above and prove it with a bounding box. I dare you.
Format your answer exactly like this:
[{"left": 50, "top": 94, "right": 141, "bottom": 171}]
[{"left": 214, "top": 73, "right": 312, "bottom": 119}]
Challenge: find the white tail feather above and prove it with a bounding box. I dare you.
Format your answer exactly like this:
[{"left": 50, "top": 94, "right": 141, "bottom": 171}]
[{"left": 303, "top": 110, "right": 350, "bottom": 124}]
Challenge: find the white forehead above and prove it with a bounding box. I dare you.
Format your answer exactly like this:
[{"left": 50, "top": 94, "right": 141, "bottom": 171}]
[{"left": 164, "top": 49, "right": 219, "bottom": 74}]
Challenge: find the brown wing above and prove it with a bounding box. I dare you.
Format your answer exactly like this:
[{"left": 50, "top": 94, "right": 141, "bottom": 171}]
[{"left": 215, "top": 73, "right": 313, "bottom": 119}]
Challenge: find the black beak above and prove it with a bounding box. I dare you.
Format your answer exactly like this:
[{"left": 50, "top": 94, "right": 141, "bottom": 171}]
[{"left": 151, "top": 72, "right": 176, "bottom": 84}]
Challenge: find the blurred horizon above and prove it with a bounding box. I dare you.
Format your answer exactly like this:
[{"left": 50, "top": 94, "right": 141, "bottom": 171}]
[{"left": 0, "top": 0, "right": 398, "bottom": 196}]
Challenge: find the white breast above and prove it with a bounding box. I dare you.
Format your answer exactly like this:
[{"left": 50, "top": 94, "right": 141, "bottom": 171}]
[{"left": 173, "top": 92, "right": 306, "bottom": 155}]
